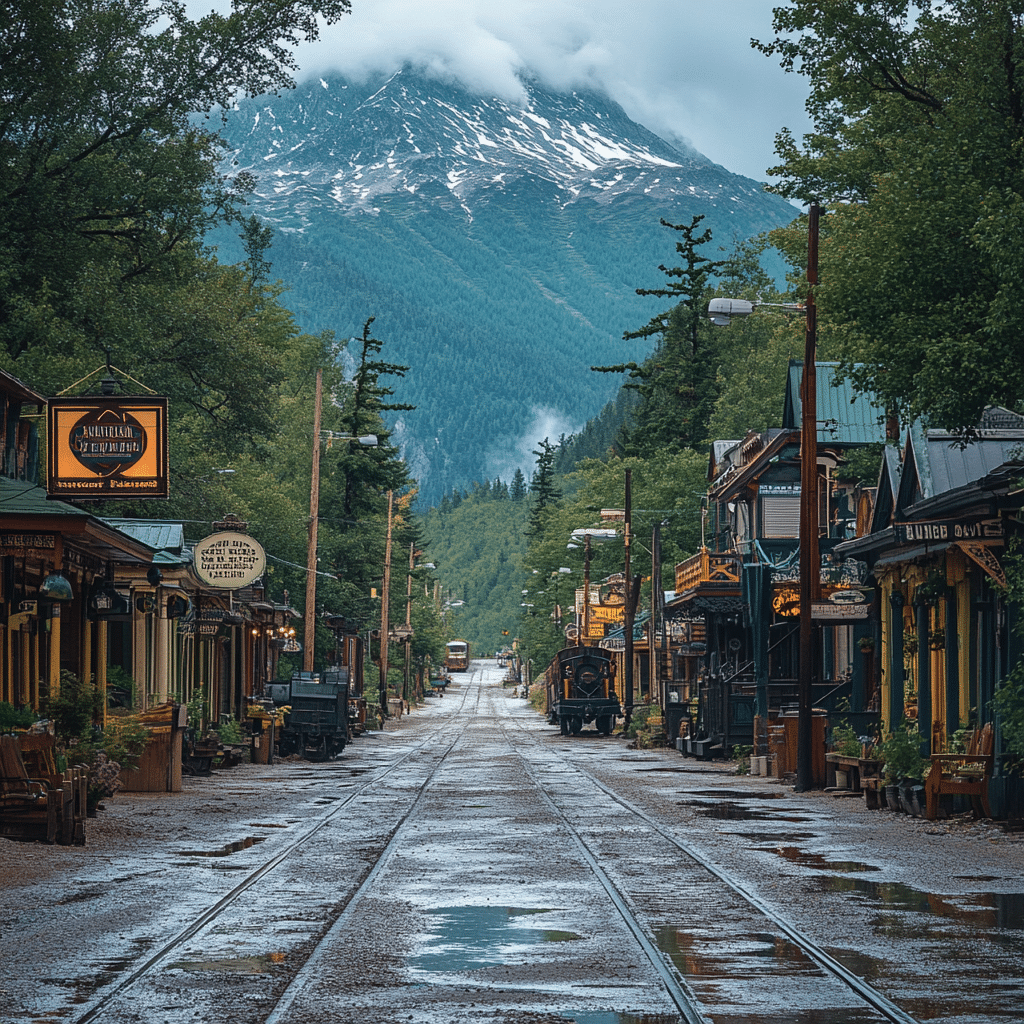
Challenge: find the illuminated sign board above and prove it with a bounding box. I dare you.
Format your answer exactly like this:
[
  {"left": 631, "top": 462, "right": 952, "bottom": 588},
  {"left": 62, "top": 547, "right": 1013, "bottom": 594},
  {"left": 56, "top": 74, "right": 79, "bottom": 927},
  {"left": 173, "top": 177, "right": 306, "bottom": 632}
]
[{"left": 47, "top": 397, "right": 168, "bottom": 499}]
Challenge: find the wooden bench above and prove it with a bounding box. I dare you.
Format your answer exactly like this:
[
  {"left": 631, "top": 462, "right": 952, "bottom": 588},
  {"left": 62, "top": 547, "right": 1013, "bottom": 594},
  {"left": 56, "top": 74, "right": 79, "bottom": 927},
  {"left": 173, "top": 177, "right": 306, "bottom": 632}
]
[
  {"left": 3, "top": 733, "right": 88, "bottom": 845},
  {"left": 925, "top": 722, "right": 994, "bottom": 821},
  {"left": 0, "top": 734, "right": 61, "bottom": 844},
  {"left": 826, "top": 753, "right": 882, "bottom": 793}
]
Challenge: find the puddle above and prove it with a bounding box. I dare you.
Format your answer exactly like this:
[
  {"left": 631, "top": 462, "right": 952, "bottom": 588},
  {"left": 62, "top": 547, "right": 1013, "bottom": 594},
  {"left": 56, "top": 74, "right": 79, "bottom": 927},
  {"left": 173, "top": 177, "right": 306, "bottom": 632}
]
[
  {"left": 730, "top": 832, "right": 816, "bottom": 842},
  {"left": 820, "top": 877, "right": 1024, "bottom": 929},
  {"left": 688, "top": 790, "right": 786, "bottom": 800},
  {"left": 168, "top": 953, "right": 287, "bottom": 974},
  {"left": 656, "top": 925, "right": 813, "bottom": 971},
  {"left": 553, "top": 1015, "right": 680, "bottom": 1024},
  {"left": 55, "top": 888, "right": 107, "bottom": 906},
  {"left": 175, "top": 836, "right": 266, "bottom": 858},
  {"left": 679, "top": 801, "right": 810, "bottom": 822},
  {"left": 411, "top": 906, "right": 580, "bottom": 973},
  {"left": 774, "top": 846, "right": 880, "bottom": 873}
]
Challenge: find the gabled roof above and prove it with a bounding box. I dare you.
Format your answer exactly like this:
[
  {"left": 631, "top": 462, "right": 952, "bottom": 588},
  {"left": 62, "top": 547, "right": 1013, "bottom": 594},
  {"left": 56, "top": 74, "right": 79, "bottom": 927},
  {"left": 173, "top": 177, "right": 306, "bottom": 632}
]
[
  {"left": 867, "top": 445, "right": 903, "bottom": 534},
  {"left": 0, "top": 368, "right": 45, "bottom": 407},
  {"left": 783, "top": 361, "right": 887, "bottom": 445},
  {"left": 895, "top": 414, "right": 1024, "bottom": 518},
  {"left": 0, "top": 479, "right": 157, "bottom": 564}
]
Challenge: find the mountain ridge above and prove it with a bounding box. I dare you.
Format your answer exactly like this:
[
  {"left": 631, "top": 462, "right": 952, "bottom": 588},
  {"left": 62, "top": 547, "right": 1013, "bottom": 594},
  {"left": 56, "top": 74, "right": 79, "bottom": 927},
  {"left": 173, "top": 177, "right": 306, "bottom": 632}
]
[{"left": 213, "top": 68, "right": 797, "bottom": 504}]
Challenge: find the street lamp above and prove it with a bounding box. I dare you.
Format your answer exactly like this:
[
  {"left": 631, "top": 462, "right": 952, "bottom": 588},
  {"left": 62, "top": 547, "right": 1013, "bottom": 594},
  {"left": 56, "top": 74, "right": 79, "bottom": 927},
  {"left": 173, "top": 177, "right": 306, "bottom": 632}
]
[{"left": 707, "top": 203, "right": 821, "bottom": 792}]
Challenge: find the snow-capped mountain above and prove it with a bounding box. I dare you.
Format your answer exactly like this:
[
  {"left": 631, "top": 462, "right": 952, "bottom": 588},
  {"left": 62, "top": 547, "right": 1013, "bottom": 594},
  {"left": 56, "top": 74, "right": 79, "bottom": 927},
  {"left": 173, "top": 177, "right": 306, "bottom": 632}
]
[
  {"left": 228, "top": 69, "right": 767, "bottom": 219},
  {"left": 214, "top": 69, "right": 796, "bottom": 504}
]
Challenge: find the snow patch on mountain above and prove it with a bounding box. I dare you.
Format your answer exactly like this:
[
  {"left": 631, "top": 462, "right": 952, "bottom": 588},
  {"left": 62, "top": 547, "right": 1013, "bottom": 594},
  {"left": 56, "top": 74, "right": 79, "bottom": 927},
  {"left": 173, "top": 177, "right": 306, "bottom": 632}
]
[{"left": 225, "top": 68, "right": 762, "bottom": 220}]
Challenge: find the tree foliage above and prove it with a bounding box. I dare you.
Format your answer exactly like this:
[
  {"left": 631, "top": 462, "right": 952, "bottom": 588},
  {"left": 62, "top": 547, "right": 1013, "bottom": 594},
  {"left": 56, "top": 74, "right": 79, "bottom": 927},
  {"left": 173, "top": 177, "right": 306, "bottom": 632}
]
[
  {"left": 757, "top": 1, "right": 1024, "bottom": 431},
  {"left": 595, "top": 216, "right": 731, "bottom": 455}
]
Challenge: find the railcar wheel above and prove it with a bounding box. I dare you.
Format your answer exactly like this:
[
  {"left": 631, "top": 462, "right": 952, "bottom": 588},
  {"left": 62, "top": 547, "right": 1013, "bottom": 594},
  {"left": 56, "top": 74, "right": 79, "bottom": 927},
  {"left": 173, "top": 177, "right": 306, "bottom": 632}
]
[
  {"left": 305, "top": 735, "right": 328, "bottom": 762},
  {"left": 570, "top": 716, "right": 582, "bottom": 735},
  {"left": 596, "top": 715, "right": 611, "bottom": 736},
  {"left": 559, "top": 715, "right": 569, "bottom": 736}
]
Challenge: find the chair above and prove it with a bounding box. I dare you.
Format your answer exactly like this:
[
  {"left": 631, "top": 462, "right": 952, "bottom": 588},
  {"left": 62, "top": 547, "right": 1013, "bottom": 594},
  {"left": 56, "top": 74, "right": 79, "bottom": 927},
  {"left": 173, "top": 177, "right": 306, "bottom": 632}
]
[
  {"left": 0, "top": 734, "right": 59, "bottom": 844},
  {"left": 924, "top": 722, "right": 994, "bottom": 821}
]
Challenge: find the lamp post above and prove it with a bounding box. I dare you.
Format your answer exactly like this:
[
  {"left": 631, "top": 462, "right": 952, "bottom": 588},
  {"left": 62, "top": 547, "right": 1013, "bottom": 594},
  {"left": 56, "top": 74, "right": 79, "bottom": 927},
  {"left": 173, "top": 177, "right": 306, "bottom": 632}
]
[
  {"left": 304, "top": 367, "right": 378, "bottom": 673},
  {"left": 707, "top": 203, "right": 821, "bottom": 791}
]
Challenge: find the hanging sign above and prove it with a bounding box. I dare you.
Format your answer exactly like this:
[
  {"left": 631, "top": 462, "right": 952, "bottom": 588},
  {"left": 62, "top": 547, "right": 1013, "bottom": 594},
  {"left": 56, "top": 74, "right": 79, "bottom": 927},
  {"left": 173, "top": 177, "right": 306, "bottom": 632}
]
[
  {"left": 47, "top": 397, "right": 168, "bottom": 499},
  {"left": 812, "top": 601, "right": 869, "bottom": 621},
  {"left": 192, "top": 531, "right": 266, "bottom": 589}
]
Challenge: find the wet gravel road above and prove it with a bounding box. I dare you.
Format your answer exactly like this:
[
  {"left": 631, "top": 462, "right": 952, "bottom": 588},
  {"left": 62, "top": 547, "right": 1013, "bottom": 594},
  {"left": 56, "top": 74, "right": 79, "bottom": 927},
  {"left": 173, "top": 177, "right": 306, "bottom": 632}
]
[{"left": 2, "top": 661, "right": 1024, "bottom": 1024}]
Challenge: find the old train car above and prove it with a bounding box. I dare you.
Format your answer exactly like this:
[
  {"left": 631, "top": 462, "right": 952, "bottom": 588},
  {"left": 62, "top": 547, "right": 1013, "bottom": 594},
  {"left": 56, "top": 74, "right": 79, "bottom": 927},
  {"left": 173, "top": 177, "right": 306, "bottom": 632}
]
[
  {"left": 268, "top": 671, "right": 349, "bottom": 761},
  {"left": 445, "top": 639, "right": 471, "bottom": 672},
  {"left": 545, "top": 645, "right": 620, "bottom": 736}
]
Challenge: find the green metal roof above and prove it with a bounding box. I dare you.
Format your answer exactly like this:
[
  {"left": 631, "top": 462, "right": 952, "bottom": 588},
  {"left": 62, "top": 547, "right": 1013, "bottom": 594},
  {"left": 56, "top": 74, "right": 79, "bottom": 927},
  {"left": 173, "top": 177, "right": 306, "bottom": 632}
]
[
  {"left": 0, "top": 478, "right": 91, "bottom": 517},
  {"left": 783, "top": 361, "right": 887, "bottom": 446},
  {"left": 102, "top": 519, "right": 184, "bottom": 555}
]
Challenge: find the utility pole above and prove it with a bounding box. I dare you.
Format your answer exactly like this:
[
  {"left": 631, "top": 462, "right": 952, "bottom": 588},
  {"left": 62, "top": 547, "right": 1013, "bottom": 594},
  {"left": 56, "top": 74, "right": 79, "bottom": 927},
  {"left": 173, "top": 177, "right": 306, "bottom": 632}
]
[
  {"left": 379, "top": 490, "right": 393, "bottom": 716},
  {"left": 796, "top": 203, "right": 821, "bottom": 792},
  {"left": 623, "top": 468, "right": 634, "bottom": 726},
  {"left": 582, "top": 532, "right": 592, "bottom": 646},
  {"left": 404, "top": 541, "right": 414, "bottom": 705},
  {"left": 303, "top": 368, "right": 323, "bottom": 674}
]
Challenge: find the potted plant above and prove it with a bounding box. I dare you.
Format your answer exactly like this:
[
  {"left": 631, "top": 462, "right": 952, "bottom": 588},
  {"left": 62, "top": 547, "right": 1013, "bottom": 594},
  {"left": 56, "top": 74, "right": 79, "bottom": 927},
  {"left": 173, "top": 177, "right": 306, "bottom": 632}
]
[
  {"left": 878, "top": 720, "right": 930, "bottom": 815},
  {"left": 858, "top": 635, "right": 875, "bottom": 653}
]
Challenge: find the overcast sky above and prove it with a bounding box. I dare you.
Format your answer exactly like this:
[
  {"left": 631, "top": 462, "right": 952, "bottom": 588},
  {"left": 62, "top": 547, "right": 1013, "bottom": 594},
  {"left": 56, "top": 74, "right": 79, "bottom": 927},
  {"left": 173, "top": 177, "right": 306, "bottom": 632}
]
[{"left": 196, "top": 0, "right": 812, "bottom": 184}]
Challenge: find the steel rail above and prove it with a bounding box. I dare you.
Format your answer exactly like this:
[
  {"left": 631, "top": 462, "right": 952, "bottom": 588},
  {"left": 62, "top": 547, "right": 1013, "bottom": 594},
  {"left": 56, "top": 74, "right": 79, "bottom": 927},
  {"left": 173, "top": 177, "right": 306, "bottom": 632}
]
[
  {"left": 264, "top": 727, "right": 464, "bottom": 1024},
  {"left": 73, "top": 680, "right": 475, "bottom": 1024},
  {"left": 509, "top": 731, "right": 709, "bottom": 1024},
  {"left": 502, "top": 694, "right": 920, "bottom": 1024}
]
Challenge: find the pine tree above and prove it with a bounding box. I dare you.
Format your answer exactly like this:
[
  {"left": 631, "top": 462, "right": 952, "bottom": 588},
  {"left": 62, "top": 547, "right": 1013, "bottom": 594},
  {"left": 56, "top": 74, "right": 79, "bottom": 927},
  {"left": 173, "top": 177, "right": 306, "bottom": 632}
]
[
  {"left": 510, "top": 468, "right": 527, "bottom": 501},
  {"left": 593, "top": 215, "right": 729, "bottom": 455},
  {"left": 527, "top": 438, "right": 561, "bottom": 538}
]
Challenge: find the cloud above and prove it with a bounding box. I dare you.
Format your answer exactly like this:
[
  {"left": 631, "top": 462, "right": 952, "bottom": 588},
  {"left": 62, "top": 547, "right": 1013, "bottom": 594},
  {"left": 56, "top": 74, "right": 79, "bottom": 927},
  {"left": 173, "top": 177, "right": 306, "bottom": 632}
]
[
  {"left": 186, "top": 0, "right": 811, "bottom": 182},
  {"left": 484, "top": 405, "right": 583, "bottom": 485}
]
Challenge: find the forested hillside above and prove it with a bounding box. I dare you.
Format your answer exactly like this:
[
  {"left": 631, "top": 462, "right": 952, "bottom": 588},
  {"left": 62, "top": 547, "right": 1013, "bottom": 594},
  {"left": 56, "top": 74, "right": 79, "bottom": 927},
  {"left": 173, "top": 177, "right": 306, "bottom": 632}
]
[
  {"left": 419, "top": 482, "right": 531, "bottom": 655},
  {"left": 211, "top": 69, "right": 798, "bottom": 504}
]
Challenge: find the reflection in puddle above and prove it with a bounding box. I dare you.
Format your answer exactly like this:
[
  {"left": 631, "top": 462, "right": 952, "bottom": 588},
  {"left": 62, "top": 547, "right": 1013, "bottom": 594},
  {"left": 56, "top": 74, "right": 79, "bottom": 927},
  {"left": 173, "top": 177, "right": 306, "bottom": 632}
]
[
  {"left": 679, "top": 800, "right": 809, "bottom": 823},
  {"left": 774, "top": 847, "right": 881, "bottom": 873},
  {"left": 687, "top": 790, "right": 787, "bottom": 800},
  {"left": 656, "top": 926, "right": 813, "bottom": 973},
  {"left": 168, "top": 953, "right": 286, "bottom": 974},
  {"left": 820, "top": 877, "right": 1024, "bottom": 930},
  {"left": 175, "top": 836, "right": 266, "bottom": 858},
  {"left": 411, "top": 907, "right": 581, "bottom": 973}
]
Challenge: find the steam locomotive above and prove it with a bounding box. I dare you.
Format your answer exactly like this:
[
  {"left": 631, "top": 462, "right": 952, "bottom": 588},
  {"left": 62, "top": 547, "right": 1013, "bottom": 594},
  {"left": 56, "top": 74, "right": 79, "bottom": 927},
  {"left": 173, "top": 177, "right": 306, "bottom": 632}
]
[{"left": 544, "top": 645, "right": 620, "bottom": 736}]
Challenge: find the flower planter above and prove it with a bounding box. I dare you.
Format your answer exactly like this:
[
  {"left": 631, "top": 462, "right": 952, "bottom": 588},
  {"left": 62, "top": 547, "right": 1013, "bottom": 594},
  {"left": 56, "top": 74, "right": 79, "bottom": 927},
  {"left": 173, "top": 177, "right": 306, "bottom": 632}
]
[{"left": 899, "top": 782, "right": 925, "bottom": 817}]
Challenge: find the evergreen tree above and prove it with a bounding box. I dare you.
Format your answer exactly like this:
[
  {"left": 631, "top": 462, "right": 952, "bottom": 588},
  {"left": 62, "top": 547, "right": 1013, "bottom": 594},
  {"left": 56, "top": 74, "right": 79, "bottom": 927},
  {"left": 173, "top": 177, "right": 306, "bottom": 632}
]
[
  {"left": 757, "top": 2, "right": 1024, "bottom": 431},
  {"left": 527, "top": 438, "right": 561, "bottom": 538},
  {"left": 510, "top": 468, "right": 527, "bottom": 501},
  {"left": 593, "top": 216, "right": 730, "bottom": 455}
]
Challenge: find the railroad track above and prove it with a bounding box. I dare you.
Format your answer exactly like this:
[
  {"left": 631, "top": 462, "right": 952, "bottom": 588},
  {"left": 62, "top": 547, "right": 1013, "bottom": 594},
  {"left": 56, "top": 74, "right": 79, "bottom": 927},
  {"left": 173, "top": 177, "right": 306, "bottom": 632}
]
[
  {"left": 71, "top": 678, "right": 478, "bottom": 1024},
  {"left": 44, "top": 666, "right": 926, "bottom": 1024},
  {"left": 498, "top": 684, "right": 920, "bottom": 1024}
]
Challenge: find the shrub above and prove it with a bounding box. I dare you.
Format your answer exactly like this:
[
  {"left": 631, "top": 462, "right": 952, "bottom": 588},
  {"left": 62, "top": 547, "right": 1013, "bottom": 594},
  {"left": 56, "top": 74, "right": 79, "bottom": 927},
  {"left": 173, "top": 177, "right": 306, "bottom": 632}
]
[
  {"left": 41, "top": 671, "right": 102, "bottom": 742},
  {"left": 830, "top": 721, "right": 862, "bottom": 758},
  {"left": 879, "top": 720, "right": 930, "bottom": 784},
  {"left": 0, "top": 701, "right": 36, "bottom": 732}
]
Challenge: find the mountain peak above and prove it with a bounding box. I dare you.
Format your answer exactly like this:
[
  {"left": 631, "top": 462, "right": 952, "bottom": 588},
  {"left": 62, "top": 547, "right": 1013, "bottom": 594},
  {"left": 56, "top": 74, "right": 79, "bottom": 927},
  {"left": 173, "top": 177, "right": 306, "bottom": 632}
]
[{"left": 227, "top": 68, "right": 752, "bottom": 218}]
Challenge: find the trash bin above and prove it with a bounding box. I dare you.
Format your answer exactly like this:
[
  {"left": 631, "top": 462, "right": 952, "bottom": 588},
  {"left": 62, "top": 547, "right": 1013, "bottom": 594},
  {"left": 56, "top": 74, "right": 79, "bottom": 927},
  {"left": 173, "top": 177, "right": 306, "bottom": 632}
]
[{"left": 250, "top": 718, "right": 275, "bottom": 765}]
